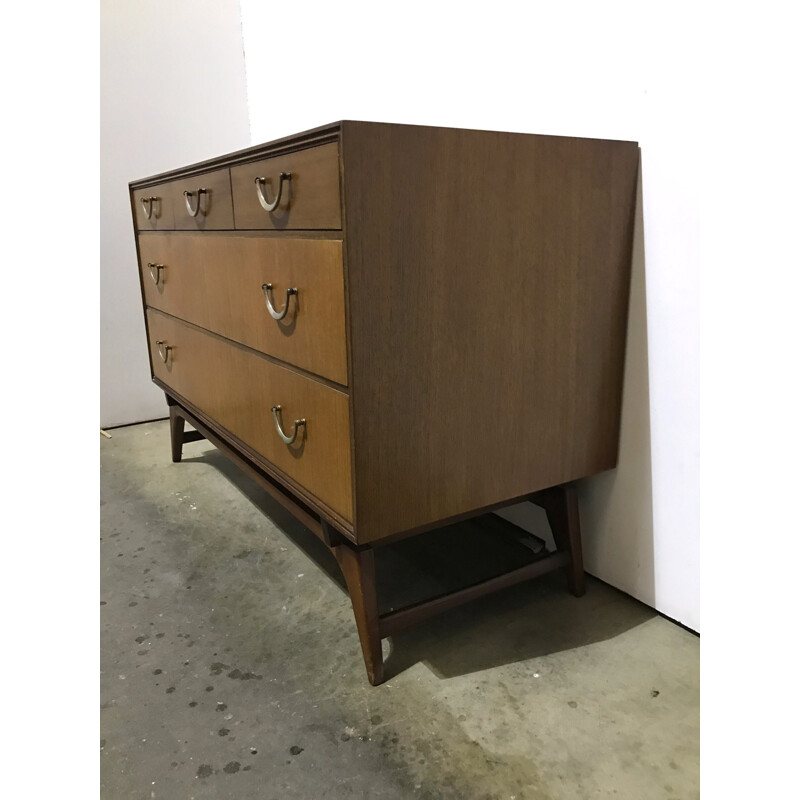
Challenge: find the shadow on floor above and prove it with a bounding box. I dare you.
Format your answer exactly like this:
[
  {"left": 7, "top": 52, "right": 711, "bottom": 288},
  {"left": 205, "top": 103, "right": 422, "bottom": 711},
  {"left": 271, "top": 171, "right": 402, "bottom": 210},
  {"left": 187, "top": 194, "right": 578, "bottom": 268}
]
[{"left": 184, "top": 448, "right": 657, "bottom": 681}]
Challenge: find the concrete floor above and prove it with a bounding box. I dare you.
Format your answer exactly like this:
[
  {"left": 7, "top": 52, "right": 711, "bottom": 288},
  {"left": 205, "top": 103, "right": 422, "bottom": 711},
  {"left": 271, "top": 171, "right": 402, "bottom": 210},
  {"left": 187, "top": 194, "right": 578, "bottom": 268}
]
[{"left": 101, "top": 420, "right": 699, "bottom": 800}]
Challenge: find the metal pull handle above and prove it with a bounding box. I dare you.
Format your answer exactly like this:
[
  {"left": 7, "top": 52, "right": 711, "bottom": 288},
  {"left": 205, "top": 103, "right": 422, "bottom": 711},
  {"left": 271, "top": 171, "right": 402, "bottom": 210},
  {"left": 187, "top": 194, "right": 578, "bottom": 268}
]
[
  {"left": 262, "top": 283, "right": 298, "bottom": 320},
  {"left": 254, "top": 172, "right": 291, "bottom": 212},
  {"left": 155, "top": 340, "right": 172, "bottom": 364},
  {"left": 148, "top": 263, "right": 165, "bottom": 285},
  {"left": 183, "top": 188, "right": 207, "bottom": 217},
  {"left": 270, "top": 405, "right": 305, "bottom": 445},
  {"left": 140, "top": 196, "right": 157, "bottom": 219}
]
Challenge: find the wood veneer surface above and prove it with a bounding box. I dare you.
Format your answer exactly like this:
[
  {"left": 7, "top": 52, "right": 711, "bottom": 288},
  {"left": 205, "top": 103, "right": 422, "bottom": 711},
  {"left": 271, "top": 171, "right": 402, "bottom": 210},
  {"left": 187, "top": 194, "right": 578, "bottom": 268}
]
[
  {"left": 231, "top": 142, "right": 342, "bottom": 230},
  {"left": 147, "top": 309, "right": 353, "bottom": 521},
  {"left": 131, "top": 121, "right": 639, "bottom": 545},
  {"left": 169, "top": 168, "right": 235, "bottom": 231},
  {"left": 139, "top": 233, "right": 348, "bottom": 385},
  {"left": 340, "top": 121, "right": 639, "bottom": 541},
  {"left": 132, "top": 184, "right": 174, "bottom": 231}
]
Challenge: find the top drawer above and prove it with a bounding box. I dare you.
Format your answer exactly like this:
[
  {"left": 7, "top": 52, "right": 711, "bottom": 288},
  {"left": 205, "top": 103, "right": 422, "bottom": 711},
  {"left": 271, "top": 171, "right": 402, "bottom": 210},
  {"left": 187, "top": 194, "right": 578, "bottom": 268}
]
[
  {"left": 132, "top": 168, "right": 234, "bottom": 231},
  {"left": 170, "top": 168, "right": 234, "bottom": 230},
  {"left": 133, "top": 183, "right": 174, "bottom": 230},
  {"left": 231, "top": 143, "right": 341, "bottom": 230}
]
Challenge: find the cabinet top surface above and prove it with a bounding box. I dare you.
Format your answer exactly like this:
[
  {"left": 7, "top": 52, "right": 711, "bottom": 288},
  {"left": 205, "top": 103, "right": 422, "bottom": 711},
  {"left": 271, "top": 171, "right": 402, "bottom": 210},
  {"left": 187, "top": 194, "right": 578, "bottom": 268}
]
[{"left": 128, "top": 120, "right": 638, "bottom": 190}]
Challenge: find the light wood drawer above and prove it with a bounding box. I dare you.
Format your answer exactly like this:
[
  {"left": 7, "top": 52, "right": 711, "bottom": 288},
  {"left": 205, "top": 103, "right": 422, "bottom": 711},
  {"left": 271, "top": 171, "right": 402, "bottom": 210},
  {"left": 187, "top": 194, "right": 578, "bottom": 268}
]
[
  {"left": 132, "top": 184, "right": 174, "bottom": 230},
  {"left": 138, "top": 233, "right": 348, "bottom": 385},
  {"left": 231, "top": 143, "right": 341, "bottom": 230},
  {"left": 169, "top": 168, "right": 234, "bottom": 230},
  {"left": 147, "top": 309, "right": 353, "bottom": 521}
]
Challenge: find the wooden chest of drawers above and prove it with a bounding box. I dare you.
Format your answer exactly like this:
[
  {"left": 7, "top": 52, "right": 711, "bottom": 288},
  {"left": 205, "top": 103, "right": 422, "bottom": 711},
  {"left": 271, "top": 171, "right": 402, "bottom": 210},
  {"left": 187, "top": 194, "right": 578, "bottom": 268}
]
[{"left": 130, "top": 121, "right": 639, "bottom": 684}]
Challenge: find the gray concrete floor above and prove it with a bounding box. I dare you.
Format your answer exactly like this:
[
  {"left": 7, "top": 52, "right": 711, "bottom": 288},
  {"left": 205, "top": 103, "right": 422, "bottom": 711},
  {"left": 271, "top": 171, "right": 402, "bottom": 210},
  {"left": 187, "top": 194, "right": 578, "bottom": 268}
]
[{"left": 101, "top": 420, "right": 699, "bottom": 800}]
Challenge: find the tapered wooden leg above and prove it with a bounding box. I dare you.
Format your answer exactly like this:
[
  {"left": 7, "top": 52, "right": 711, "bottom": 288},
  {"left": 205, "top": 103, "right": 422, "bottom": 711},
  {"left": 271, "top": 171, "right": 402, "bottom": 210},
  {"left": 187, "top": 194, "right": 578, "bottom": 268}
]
[
  {"left": 169, "top": 404, "right": 186, "bottom": 463},
  {"left": 333, "top": 543, "right": 384, "bottom": 685},
  {"left": 531, "top": 484, "right": 585, "bottom": 596}
]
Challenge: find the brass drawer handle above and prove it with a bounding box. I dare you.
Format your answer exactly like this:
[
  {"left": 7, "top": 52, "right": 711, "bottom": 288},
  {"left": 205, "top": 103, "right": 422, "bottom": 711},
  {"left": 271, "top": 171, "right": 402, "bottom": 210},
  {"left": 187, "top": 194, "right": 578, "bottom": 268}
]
[
  {"left": 155, "top": 340, "right": 172, "bottom": 364},
  {"left": 183, "top": 188, "right": 207, "bottom": 217},
  {"left": 254, "top": 172, "right": 291, "bottom": 212},
  {"left": 148, "top": 262, "right": 165, "bottom": 285},
  {"left": 270, "top": 405, "right": 305, "bottom": 445},
  {"left": 140, "top": 196, "right": 158, "bottom": 219},
  {"left": 262, "top": 283, "right": 298, "bottom": 320}
]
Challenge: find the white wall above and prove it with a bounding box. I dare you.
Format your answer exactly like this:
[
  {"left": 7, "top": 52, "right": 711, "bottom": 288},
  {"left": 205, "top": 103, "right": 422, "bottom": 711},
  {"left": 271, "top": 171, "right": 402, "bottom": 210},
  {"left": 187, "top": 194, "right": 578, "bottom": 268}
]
[
  {"left": 239, "top": 1, "right": 700, "bottom": 630},
  {"left": 100, "top": 0, "right": 250, "bottom": 427}
]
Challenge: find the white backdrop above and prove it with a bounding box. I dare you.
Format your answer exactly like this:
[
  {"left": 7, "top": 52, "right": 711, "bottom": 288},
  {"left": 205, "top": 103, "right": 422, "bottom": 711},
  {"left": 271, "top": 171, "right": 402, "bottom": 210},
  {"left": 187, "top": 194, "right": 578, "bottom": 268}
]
[
  {"left": 239, "top": 0, "right": 700, "bottom": 630},
  {"left": 100, "top": 0, "right": 251, "bottom": 427}
]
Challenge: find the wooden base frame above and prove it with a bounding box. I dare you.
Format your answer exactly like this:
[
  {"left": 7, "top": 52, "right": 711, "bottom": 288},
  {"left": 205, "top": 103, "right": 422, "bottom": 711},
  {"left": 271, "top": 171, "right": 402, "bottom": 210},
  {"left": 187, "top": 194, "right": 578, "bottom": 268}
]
[{"left": 167, "top": 394, "right": 586, "bottom": 686}]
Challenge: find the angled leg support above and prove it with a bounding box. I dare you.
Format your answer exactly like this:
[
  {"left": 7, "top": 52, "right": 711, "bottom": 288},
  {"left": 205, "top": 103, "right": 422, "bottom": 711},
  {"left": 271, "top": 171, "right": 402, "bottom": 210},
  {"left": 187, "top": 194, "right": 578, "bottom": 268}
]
[
  {"left": 332, "top": 541, "right": 384, "bottom": 686},
  {"left": 168, "top": 402, "right": 186, "bottom": 463},
  {"left": 531, "top": 483, "right": 585, "bottom": 596},
  {"left": 167, "top": 394, "right": 205, "bottom": 462}
]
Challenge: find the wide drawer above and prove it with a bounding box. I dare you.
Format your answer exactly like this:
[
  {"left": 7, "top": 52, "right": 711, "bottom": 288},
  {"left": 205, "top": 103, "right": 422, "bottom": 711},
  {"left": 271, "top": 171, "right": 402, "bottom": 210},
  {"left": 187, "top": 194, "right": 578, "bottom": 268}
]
[
  {"left": 147, "top": 309, "right": 353, "bottom": 521},
  {"left": 132, "top": 183, "right": 174, "bottom": 230},
  {"left": 169, "top": 168, "right": 234, "bottom": 230},
  {"left": 138, "top": 233, "right": 348, "bottom": 385},
  {"left": 231, "top": 142, "right": 341, "bottom": 230}
]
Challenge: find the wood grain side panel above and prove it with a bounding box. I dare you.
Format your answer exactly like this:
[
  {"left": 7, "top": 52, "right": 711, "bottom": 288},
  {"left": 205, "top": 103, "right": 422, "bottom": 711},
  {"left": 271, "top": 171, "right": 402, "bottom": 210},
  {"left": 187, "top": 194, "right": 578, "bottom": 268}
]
[
  {"left": 138, "top": 234, "right": 348, "bottom": 385},
  {"left": 342, "top": 122, "right": 639, "bottom": 541},
  {"left": 231, "top": 142, "right": 341, "bottom": 230},
  {"left": 147, "top": 309, "right": 353, "bottom": 521}
]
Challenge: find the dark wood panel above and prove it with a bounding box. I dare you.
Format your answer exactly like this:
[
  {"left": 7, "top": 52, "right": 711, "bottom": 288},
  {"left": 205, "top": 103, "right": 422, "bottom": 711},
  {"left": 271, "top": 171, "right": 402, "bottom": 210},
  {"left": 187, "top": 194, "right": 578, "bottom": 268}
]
[
  {"left": 138, "top": 233, "right": 348, "bottom": 385},
  {"left": 341, "top": 121, "right": 639, "bottom": 542},
  {"left": 147, "top": 309, "right": 353, "bottom": 521},
  {"left": 231, "top": 142, "right": 341, "bottom": 230}
]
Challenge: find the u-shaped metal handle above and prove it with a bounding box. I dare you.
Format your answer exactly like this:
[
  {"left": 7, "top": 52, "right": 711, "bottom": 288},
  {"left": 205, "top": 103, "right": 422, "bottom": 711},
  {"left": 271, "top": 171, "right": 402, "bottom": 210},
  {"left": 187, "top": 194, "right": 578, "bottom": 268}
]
[
  {"left": 254, "top": 172, "right": 291, "bottom": 212},
  {"left": 140, "top": 196, "right": 157, "bottom": 219},
  {"left": 270, "top": 405, "right": 305, "bottom": 445},
  {"left": 183, "top": 188, "right": 207, "bottom": 217},
  {"left": 148, "top": 263, "right": 165, "bottom": 285},
  {"left": 155, "top": 340, "right": 172, "bottom": 364},
  {"left": 262, "top": 283, "right": 298, "bottom": 320}
]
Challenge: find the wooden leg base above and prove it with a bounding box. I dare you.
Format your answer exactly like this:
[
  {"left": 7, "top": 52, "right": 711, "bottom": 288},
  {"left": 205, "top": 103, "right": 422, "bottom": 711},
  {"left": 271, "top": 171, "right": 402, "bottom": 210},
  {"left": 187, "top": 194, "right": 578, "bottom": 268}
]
[
  {"left": 531, "top": 484, "right": 586, "bottom": 596},
  {"left": 333, "top": 543, "right": 384, "bottom": 686},
  {"left": 331, "top": 485, "right": 586, "bottom": 685},
  {"left": 168, "top": 395, "right": 206, "bottom": 463},
  {"left": 169, "top": 403, "right": 186, "bottom": 463},
  {"left": 165, "top": 395, "right": 585, "bottom": 685}
]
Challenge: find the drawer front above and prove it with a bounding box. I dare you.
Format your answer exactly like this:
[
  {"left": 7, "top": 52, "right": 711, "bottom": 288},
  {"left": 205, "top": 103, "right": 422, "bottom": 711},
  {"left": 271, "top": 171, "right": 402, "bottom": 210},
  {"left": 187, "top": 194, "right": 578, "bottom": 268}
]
[
  {"left": 132, "top": 184, "right": 174, "bottom": 230},
  {"left": 147, "top": 309, "right": 353, "bottom": 521},
  {"left": 138, "top": 234, "right": 348, "bottom": 385},
  {"left": 170, "top": 168, "right": 234, "bottom": 230},
  {"left": 231, "top": 143, "right": 341, "bottom": 230}
]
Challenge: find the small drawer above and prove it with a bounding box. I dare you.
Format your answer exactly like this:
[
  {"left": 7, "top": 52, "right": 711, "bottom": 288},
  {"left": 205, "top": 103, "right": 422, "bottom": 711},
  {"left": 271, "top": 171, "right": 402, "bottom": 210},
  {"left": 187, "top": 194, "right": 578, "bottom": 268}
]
[
  {"left": 147, "top": 309, "right": 353, "bottom": 521},
  {"left": 231, "top": 142, "right": 341, "bottom": 230},
  {"left": 132, "top": 184, "right": 174, "bottom": 231},
  {"left": 170, "top": 168, "right": 234, "bottom": 230},
  {"left": 138, "top": 233, "right": 348, "bottom": 385}
]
